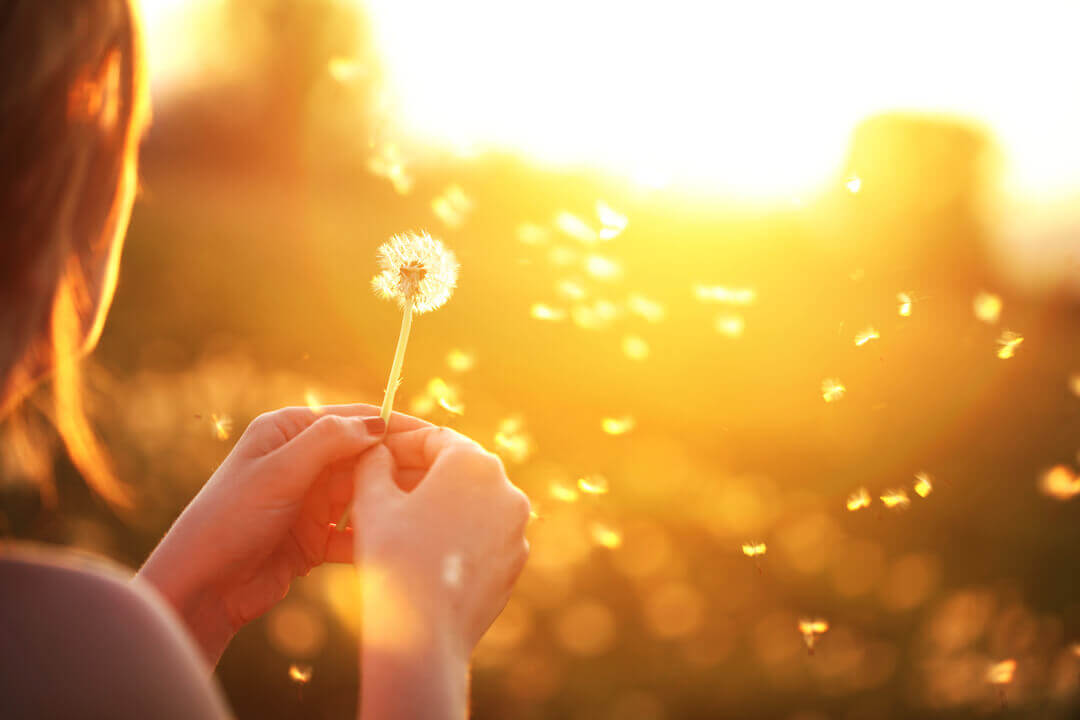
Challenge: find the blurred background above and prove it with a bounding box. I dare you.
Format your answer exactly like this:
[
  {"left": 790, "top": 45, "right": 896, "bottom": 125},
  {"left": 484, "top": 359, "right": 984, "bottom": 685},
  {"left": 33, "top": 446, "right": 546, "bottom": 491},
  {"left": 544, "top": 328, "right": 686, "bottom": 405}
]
[{"left": 3, "top": 0, "right": 1080, "bottom": 718}]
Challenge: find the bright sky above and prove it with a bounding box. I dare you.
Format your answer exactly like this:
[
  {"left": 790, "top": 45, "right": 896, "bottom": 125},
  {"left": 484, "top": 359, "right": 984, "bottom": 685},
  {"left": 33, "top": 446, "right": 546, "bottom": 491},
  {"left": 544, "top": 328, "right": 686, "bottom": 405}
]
[{"left": 142, "top": 0, "right": 1080, "bottom": 205}]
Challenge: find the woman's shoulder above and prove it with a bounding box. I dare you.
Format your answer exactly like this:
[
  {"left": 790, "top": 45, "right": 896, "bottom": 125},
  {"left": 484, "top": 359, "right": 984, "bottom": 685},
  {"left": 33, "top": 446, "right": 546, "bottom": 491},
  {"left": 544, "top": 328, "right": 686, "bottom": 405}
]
[{"left": 0, "top": 542, "right": 230, "bottom": 720}]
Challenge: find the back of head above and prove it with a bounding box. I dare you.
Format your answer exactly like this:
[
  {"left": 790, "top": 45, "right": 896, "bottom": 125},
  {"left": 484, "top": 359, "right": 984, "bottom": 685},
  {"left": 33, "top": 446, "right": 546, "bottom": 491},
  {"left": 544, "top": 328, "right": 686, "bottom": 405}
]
[{"left": 0, "top": 0, "right": 148, "bottom": 506}]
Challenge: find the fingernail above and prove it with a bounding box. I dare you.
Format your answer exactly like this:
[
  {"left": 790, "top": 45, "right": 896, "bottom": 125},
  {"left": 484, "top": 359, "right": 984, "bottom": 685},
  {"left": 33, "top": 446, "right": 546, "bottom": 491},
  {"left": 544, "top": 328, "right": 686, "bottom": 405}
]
[{"left": 363, "top": 416, "right": 386, "bottom": 435}]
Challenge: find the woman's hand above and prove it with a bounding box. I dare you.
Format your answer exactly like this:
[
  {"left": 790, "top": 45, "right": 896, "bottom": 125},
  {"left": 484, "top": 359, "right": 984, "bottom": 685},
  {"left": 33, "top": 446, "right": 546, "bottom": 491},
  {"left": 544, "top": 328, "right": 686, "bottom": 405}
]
[
  {"left": 138, "top": 404, "right": 430, "bottom": 665},
  {"left": 353, "top": 426, "right": 531, "bottom": 720}
]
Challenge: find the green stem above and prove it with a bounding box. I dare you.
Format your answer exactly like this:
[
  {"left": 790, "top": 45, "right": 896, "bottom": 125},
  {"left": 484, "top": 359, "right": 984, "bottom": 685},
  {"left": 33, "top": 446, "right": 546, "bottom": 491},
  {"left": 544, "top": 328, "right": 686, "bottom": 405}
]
[{"left": 337, "top": 299, "right": 414, "bottom": 532}]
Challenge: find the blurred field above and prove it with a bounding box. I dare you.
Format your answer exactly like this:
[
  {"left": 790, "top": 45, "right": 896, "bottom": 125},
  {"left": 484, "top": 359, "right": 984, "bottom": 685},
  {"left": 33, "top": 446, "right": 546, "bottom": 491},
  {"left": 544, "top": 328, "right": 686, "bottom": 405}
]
[{"left": 3, "top": 2, "right": 1080, "bottom": 719}]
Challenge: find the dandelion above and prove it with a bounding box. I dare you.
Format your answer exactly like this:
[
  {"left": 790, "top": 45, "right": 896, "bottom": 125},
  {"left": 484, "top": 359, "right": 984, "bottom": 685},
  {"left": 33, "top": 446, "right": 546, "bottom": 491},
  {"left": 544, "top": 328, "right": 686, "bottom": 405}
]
[
  {"left": 846, "top": 487, "right": 871, "bottom": 511},
  {"left": 798, "top": 618, "right": 829, "bottom": 655},
  {"left": 1039, "top": 465, "right": 1080, "bottom": 500},
  {"left": 854, "top": 327, "right": 880, "bottom": 347},
  {"left": 715, "top": 313, "right": 745, "bottom": 338},
  {"left": 622, "top": 334, "right": 650, "bottom": 360},
  {"left": 531, "top": 303, "right": 566, "bottom": 321},
  {"left": 577, "top": 475, "right": 610, "bottom": 495},
  {"left": 914, "top": 472, "right": 933, "bottom": 498},
  {"left": 590, "top": 522, "right": 622, "bottom": 549},
  {"left": 211, "top": 413, "right": 232, "bottom": 441},
  {"left": 627, "top": 293, "right": 665, "bottom": 323},
  {"left": 341, "top": 232, "right": 458, "bottom": 530},
  {"left": 431, "top": 185, "right": 472, "bottom": 229},
  {"left": 601, "top": 416, "right": 635, "bottom": 435},
  {"left": 595, "top": 200, "right": 628, "bottom": 240},
  {"left": 446, "top": 348, "right": 475, "bottom": 373},
  {"left": 996, "top": 331, "right": 1023, "bottom": 359},
  {"left": 974, "top": 292, "right": 1003, "bottom": 324},
  {"left": 549, "top": 482, "right": 580, "bottom": 503},
  {"left": 880, "top": 489, "right": 910, "bottom": 509},
  {"left": 845, "top": 175, "right": 862, "bottom": 193},
  {"left": 897, "top": 292, "right": 913, "bottom": 317},
  {"left": 821, "top": 378, "right": 846, "bottom": 403}
]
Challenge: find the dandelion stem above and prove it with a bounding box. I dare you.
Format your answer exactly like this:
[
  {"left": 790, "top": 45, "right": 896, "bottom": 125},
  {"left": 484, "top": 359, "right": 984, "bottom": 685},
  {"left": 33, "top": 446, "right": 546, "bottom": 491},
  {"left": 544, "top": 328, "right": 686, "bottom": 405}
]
[
  {"left": 336, "top": 298, "right": 414, "bottom": 532},
  {"left": 379, "top": 297, "right": 414, "bottom": 423}
]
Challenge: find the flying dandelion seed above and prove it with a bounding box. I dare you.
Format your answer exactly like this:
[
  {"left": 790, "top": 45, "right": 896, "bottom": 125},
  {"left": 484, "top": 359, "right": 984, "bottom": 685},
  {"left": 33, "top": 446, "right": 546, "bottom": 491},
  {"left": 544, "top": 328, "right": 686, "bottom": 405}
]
[
  {"left": 846, "top": 487, "right": 871, "bottom": 511},
  {"left": 555, "top": 211, "right": 598, "bottom": 244},
  {"left": 996, "top": 331, "right": 1023, "bottom": 359},
  {"left": 584, "top": 254, "right": 622, "bottom": 281},
  {"left": 1039, "top": 465, "right": 1080, "bottom": 500},
  {"left": 446, "top": 348, "right": 475, "bottom": 373},
  {"left": 974, "top": 292, "right": 1003, "bottom": 324},
  {"left": 590, "top": 522, "right": 622, "bottom": 549},
  {"left": 714, "top": 313, "right": 745, "bottom": 338},
  {"left": 494, "top": 417, "right": 533, "bottom": 464},
  {"left": 601, "top": 416, "right": 635, "bottom": 435},
  {"left": 531, "top": 303, "right": 566, "bottom": 321},
  {"left": 368, "top": 143, "right": 413, "bottom": 194},
  {"left": 854, "top": 327, "right": 880, "bottom": 347},
  {"left": 1068, "top": 373, "right": 1080, "bottom": 397},
  {"left": 327, "top": 56, "right": 364, "bottom": 82},
  {"left": 987, "top": 659, "right": 1016, "bottom": 685},
  {"left": 549, "top": 482, "right": 580, "bottom": 503},
  {"left": 556, "top": 279, "right": 588, "bottom": 301},
  {"left": 437, "top": 396, "right": 465, "bottom": 415},
  {"left": 880, "top": 489, "right": 911, "bottom": 509},
  {"left": 211, "top": 413, "right": 232, "bottom": 441},
  {"left": 741, "top": 542, "right": 766, "bottom": 557},
  {"left": 694, "top": 285, "right": 756, "bottom": 305},
  {"left": 431, "top": 185, "right": 473, "bottom": 229},
  {"left": 845, "top": 175, "right": 862, "bottom": 193},
  {"left": 821, "top": 378, "right": 846, "bottom": 403},
  {"left": 914, "top": 472, "right": 934, "bottom": 498},
  {"left": 577, "top": 475, "right": 610, "bottom": 495},
  {"left": 623, "top": 334, "right": 650, "bottom": 360},
  {"left": 548, "top": 245, "right": 579, "bottom": 266},
  {"left": 595, "top": 200, "right": 628, "bottom": 240},
  {"left": 627, "top": 293, "right": 665, "bottom": 323},
  {"left": 517, "top": 222, "right": 549, "bottom": 245},
  {"left": 288, "top": 663, "right": 312, "bottom": 684},
  {"left": 798, "top": 619, "right": 829, "bottom": 654},
  {"left": 897, "top": 292, "right": 913, "bottom": 317},
  {"left": 304, "top": 391, "right": 323, "bottom": 416},
  {"left": 572, "top": 299, "right": 619, "bottom": 330}
]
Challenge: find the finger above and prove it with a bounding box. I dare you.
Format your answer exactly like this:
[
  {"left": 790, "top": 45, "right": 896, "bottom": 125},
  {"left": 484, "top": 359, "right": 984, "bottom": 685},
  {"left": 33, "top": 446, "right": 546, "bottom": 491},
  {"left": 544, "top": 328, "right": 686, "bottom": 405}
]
[
  {"left": 381, "top": 426, "right": 480, "bottom": 469},
  {"left": 325, "top": 526, "right": 354, "bottom": 563},
  {"left": 264, "top": 415, "right": 384, "bottom": 495},
  {"left": 354, "top": 444, "right": 404, "bottom": 508},
  {"left": 274, "top": 404, "right": 433, "bottom": 435}
]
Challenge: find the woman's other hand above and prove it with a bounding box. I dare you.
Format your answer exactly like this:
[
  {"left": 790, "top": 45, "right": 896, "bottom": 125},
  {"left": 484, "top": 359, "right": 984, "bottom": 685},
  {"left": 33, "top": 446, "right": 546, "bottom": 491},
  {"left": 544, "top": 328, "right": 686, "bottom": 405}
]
[
  {"left": 138, "top": 404, "right": 429, "bottom": 665},
  {"left": 353, "top": 427, "right": 531, "bottom": 720}
]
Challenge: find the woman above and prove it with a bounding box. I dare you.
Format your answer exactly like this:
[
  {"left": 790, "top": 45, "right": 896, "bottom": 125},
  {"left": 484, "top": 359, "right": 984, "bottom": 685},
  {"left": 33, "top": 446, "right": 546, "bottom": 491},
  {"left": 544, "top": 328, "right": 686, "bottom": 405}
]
[{"left": 0, "top": 1, "right": 531, "bottom": 718}]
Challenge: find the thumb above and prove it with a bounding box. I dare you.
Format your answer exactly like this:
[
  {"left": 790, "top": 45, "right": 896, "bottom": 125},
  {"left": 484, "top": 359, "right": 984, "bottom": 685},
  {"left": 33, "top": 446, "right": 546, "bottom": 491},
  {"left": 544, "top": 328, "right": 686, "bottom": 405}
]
[
  {"left": 354, "top": 444, "right": 403, "bottom": 510},
  {"left": 265, "top": 415, "right": 385, "bottom": 496}
]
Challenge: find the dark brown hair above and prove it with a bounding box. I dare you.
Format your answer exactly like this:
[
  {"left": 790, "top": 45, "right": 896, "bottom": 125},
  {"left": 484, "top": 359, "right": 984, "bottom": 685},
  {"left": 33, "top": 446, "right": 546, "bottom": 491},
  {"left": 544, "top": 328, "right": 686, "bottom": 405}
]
[{"left": 0, "top": 0, "right": 149, "bottom": 506}]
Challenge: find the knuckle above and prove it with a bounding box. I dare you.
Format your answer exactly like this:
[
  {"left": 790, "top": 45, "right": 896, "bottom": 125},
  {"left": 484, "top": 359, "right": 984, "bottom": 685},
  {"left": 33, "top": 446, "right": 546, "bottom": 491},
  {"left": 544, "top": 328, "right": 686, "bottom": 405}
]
[{"left": 508, "top": 486, "right": 531, "bottom": 521}]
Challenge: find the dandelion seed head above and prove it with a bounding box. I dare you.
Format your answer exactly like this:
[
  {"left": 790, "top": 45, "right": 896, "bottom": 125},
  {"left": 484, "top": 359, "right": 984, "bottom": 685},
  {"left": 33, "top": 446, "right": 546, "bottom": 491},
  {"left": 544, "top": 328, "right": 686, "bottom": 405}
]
[
  {"left": 372, "top": 231, "right": 458, "bottom": 314},
  {"left": 431, "top": 185, "right": 472, "bottom": 229}
]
